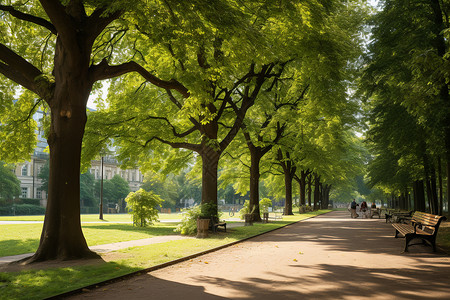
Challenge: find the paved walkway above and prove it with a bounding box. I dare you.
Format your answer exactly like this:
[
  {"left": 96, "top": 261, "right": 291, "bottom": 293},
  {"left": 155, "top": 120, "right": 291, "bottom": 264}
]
[{"left": 68, "top": 210, "right": 450, "bottom": 300}]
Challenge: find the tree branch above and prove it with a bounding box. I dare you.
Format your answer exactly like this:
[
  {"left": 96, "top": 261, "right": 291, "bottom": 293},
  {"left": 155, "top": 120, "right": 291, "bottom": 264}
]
[
  {"left": 144, "top": 136, "right": 201, "bottom": 152},
  {"left": 39, "top": 0, "right": 78, "bottom": 49},
  {"left": 0, "top": 5, "right": 57, "bottom": 34},
  {"left": 0, "top": 43, "right": 49, "bottom": 99},
  {"left": 89, "top": 60, "right": 189, "bottom": 98}
]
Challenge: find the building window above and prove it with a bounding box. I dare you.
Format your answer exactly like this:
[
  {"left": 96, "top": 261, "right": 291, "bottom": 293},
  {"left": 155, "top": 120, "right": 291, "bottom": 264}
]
[
  {"left": 21, "top": 187, "right": 28, "bottom": 198},
  {"left": 22, "top": 165, "right": 28, "bottom": 176},
  {"left": 36, "top": 190, "right": 42, "bottom": 199}
]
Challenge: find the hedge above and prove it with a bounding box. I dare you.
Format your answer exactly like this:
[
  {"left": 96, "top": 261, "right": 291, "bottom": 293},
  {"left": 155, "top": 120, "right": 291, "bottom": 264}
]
[{"left": 0, "top": 204, "right": 46, "bottom": 216}]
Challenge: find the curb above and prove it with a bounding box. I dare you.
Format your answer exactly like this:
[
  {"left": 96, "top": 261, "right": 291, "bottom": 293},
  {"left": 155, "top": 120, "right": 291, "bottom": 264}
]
[{"left": 46, "top": 211, "right": 329, "bottom": 299}]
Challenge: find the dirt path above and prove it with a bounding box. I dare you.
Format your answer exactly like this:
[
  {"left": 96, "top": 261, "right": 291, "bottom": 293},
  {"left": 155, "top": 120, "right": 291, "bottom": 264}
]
[{"left": 67, "top": 211, "right": 450, "bottom": 299}]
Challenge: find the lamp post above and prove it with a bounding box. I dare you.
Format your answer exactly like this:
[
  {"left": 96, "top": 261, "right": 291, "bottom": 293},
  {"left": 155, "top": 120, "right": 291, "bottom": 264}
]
[{"left": 99, "top": 156, "right": 104, "bottom": 220}]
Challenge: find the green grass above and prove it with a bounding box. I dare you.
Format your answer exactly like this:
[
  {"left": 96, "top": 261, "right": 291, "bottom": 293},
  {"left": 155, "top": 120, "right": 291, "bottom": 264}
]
[
  {"left": 0, "top": 212, "right": 185, "bottom": 222},
  {"left": 0, "top": 210, "right": 329, "bottom": 300}
]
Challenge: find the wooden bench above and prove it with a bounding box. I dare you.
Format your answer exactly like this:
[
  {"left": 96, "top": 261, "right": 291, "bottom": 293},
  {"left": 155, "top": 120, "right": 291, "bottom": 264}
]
[
  {"left": 385, "top": 210, "right": 412, "bottom": 223},
  {"left": 392, "top": 211, "right": 446, "bottom": 252},
  {"left": 370, "top": 207, "right": 380, "bottom": 218},
  {"left": 210, "top": 216, "right": 226, "bottom": 233}
]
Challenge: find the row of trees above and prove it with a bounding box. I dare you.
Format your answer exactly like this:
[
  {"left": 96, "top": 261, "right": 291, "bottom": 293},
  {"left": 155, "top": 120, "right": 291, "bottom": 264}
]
[
  {"left": 361, "top": 0, "right": 449, "bottom": 215},
  {"left": 0, "top": 1, "right": 368, "bottom": 262}
]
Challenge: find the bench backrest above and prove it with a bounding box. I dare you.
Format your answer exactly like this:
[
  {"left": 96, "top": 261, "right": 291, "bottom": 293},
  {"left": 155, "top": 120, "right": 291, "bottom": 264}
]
[{"left": 412, "top": 211, "right": 446, "bottom": 234}]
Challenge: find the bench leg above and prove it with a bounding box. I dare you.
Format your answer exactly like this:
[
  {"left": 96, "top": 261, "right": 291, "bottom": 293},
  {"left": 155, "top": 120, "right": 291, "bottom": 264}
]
[
  {"left": 394, "top": 229, "right": 400, "bottom": 238},
  {"left": 404, "top": 235, "right": 414, "bottom": 252}
]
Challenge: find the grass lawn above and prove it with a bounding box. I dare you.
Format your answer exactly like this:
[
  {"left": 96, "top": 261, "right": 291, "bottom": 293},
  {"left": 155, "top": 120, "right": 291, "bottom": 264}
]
[
  {"left": 0, "top": 212, "right": 184, "bottom": 222},
  {"left": 0, "top": 210, "right": 328, "bottom": 300}
]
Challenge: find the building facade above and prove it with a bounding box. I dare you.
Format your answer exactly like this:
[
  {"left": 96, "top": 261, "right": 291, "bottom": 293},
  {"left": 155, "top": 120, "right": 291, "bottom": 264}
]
[{"left": 14, "top": 109, "right": 143, "bottom": 207}]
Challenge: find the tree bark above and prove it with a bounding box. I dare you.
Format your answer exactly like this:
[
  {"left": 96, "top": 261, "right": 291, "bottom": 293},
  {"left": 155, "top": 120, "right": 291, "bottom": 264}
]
[
  {"left": 248, "top": 147, "right": 262, "bottom": 222},
  {"left": 307, "top": 174, "right": 312, "bottom": 207},
  {"left": 200, "top": 146, "right": 220, "bottom": 216},
  {"left": 30, "top": 34, "right": 98, "bottom": 261}
]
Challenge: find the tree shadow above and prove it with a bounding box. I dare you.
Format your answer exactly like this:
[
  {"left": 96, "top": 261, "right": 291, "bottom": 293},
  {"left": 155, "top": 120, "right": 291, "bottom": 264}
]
[
  {"left": 0, "top": 238, "right": 39, "bottom": 257},
  {"left": 82, "top": 224, "right": 178, "bottom": 236},
  {"left": 191, "top": 262, "right": 450, "bottom": 299}
]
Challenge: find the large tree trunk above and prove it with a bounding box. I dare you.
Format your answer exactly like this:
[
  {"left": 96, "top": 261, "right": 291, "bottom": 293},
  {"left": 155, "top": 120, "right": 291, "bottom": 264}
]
[
  {"left": 414, "top": 180, "right": 426, "bottom": 212},
  {"left": 283, "top": 169, "right": 293, "bottom": 215},
  {"left": 313, "top": 174, "right": 320, "bottom": 210},
  {"left": 200, "top": 146, "right": 220, "bottom": 216},
  {"left": 30, "top": 37, "right": 98, "bottom": 261},
  {"left": 249, "top": 147, "right": 262, "bottom": 222},
  {"left": 299, "top": 170, "right": 307, "bottom": 206}
]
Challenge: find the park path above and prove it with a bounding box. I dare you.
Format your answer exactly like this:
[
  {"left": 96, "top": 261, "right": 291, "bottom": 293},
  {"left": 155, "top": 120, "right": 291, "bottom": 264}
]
[{"left": 68, "top": 210, "right": 450, "bottom": 300}]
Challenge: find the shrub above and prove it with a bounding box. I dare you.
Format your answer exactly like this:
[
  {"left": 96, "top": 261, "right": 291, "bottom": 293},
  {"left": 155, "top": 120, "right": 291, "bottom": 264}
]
[
  {"left": 259, "top": 198, "right": 272, "bottom": 213},
  {"left": 299, "top": 205, "right": 313, "bottom": 213},
  {"left": 175, "top": 205, "right": 202, "bottom": 235},
  {"left": 20, "top": 198, "right": 41, "bottom": 206},
  {"left": 238, "top": 200, "right": 253, "bottom": 220},
  {"left": 125, "top": 189, "right": 164, "bottom": 227},
  {"left": 12, "top": 204, "right": 45, "bottom": 215},
  {"left": 175, "top": 203, "right": 220, "bottom": 235}
]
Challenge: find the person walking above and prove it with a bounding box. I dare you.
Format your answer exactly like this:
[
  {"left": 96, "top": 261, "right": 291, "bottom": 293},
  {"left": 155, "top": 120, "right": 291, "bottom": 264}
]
[{"left": 350, "top": 199, "right": 359, "bottom": 218}]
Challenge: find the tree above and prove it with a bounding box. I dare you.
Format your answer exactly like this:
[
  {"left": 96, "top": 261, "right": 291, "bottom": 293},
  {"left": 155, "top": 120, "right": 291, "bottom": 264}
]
[
  {"left": 361, "top": 0, "right": 450, "bottom": 213},
  {"left": 125, "top": 188, "right": 163, "bottom": 227},
  {"left": 0, "top": 0, "right": 240, "bottom": 262},
  {"left": 0, "top": 162, "right": 20, "bottom": 200},
  {"left": 80, "top": 171, "right": 95, "bottom": 207}
]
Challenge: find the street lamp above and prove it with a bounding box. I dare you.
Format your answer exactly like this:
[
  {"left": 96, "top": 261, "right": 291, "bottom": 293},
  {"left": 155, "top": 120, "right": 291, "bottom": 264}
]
[{"left": 99, "top": 156, "right": 104, "bottom": 220}]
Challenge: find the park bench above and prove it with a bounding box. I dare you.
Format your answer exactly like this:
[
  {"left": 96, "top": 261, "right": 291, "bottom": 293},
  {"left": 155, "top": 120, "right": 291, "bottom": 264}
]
[
  {"left": 392, "top": 211, "right": 447, "bottom": 252},
  {"left": 385, "top": 209, "right": 412, "bottom": 223},
  {"left": 210, "top": 216, "right": 226, "bottom": 233},
  {"left": 370, "top": 207, "right": 380, "bottom": 219}
]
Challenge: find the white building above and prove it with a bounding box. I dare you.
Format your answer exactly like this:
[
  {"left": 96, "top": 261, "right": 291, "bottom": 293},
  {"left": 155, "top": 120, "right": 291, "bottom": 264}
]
[{"left": 14, "top": 109, "right": 143, "bottom": 207}]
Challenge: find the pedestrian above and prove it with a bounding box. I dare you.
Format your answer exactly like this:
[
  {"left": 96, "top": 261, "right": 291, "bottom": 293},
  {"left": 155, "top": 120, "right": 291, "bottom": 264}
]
[
  {"left": 360, "top": 201, "right": 368, "bottom": 218},
  {"left": 350, "top": 199, "right": 359, "bottom": 218}
]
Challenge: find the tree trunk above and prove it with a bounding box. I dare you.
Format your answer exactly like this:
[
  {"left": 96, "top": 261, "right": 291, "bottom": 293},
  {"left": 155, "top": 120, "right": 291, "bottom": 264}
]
[
  {"left": 249, "top": 148, "right": 262, "bottom": 222},
  {"left": 313, "top": 174, "right": 320, "bottom": 210},
  {"left": 200, "top": 146, "right": 220, "bottom": 216},
  {"left": 307, "top": 174, "right": 312, "bottom": 207},
  {"left": 414, "top": 180, "right": 426, "bottom": 212},
  {"left": 283, "top": 169, "right": 293, "bottom": 215},
  {"left": 299, "top": 170, "right": 307, "bottom": 206},
  {"left": 29, "top": 35, "right": 98, "bottom": 262},
  {"left": 438, "top": 157, "right": 443, "bottom": 215}
]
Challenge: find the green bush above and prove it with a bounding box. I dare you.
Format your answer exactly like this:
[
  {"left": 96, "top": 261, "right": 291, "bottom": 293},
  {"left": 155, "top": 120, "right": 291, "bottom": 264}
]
[
  {"left": 238, "top": 200, "right": 252, "bottom": 220},
  {"left": 174, "top": 205, "right": 202, "bottom": 235},
  {"left": 4, "top": 204, "right": 46, "bottom": 215},
  {"left": 175, "top": 203, "right": 221, "bottom": 235},
  {"left": 259, "top": 198, "right": 272, "bottom": 213},
  {"left": 20, "top": 198, "right": 41, "bottom": 206},
  {"left": 125, "top": 189, "right": 163, "bottom": 227},
  {"left": 299, "top": 205, "right": 313, "bottom": 213}
]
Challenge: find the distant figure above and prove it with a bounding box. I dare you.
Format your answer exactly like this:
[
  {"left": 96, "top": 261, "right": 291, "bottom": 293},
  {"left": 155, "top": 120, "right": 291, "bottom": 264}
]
[
  {"left": 115, "top": 203, "right": 120, "bottom": 213},
  {"left": 360, "top": 201, "right": 368, "bottom": 218},
  {"left": 350, "top": 199, "right": 359, "bottom": 218},
  {"left": 370, "top": 202, "right": 378, "bottom": 218}
]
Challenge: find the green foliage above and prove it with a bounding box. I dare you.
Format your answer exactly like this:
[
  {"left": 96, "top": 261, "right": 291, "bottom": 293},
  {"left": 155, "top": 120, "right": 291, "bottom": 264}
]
[
  {"left": 95, "top": 174, "right": 131, "bottom": 206},
  {"left": 259, "top": 198, "right": 272, "bottom": 213},
  {"left": 0, "top": 204, "right": 46, "bottom": 216},
  {"left": 37, "top": 160, "right": 49, "bottom": 193},
  {"left": 238, "top": 200, "right": 254, "bottom": 220},
  {"left": 125, "top": 189, "right": 163, "bottom": 227},
  {"left": 174, "top": 203, "right": 221, "bottom": 235},
  {"left": 0, "top": 162, "right": 20, "bottom": 200},
  {"left": 80, "top": 172, "right": 96, "bottom": 207},
  {"left": 174, "top": 205, "right": 202, "bottom": 235}
]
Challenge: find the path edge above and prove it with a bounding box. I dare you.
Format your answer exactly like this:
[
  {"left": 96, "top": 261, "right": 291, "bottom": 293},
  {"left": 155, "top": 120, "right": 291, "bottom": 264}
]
[{"left": 47, "top": 211, "right": 330, "bottom": 299}]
